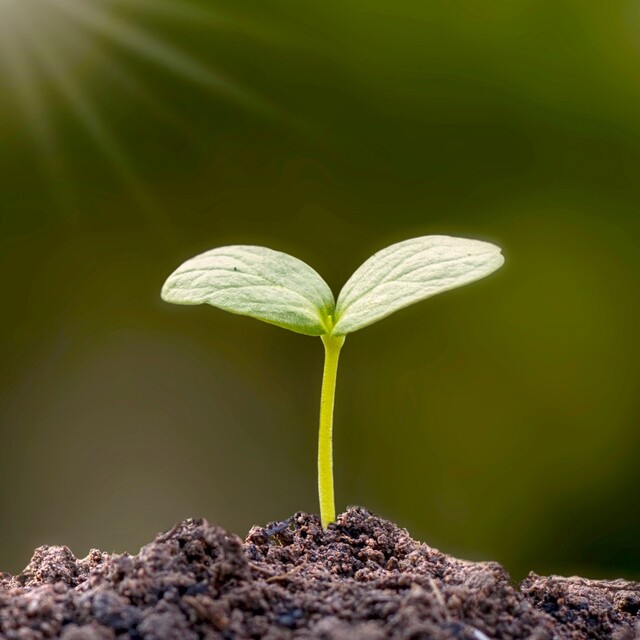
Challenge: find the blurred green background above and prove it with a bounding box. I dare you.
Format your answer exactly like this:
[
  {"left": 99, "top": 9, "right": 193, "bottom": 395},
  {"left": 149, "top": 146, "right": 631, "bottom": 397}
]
[{"left": 1, "top": 0, "right": 640, "bottom": 581}]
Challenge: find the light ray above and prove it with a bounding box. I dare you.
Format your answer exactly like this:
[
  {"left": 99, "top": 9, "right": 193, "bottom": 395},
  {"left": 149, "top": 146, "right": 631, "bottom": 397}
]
[
  {"left": 17, "top": 7, "right": 159, "bottom": 214},
  {"left": 41, "top": 2, "right": 201, "bottom": 145},
  {"left": 94, "top": 0, "right": 290, "bottom": 49},
  {"left": 0, "top": 0, "right": 289, "bottom": 220},
  {"left": 0, "top": 30, "right": 49, "bottom": 146},
  {"left": 0, "top": 6, "right": 74, "bottom": 213},
  {"left": 108, "top": 0, "right": 233, "bottom": 27},
  {"left": 43, "top": 0, "right": 268, "bottom": 112}
]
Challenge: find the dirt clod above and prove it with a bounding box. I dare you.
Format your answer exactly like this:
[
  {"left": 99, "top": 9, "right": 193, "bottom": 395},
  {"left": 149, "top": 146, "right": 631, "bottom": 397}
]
[
  {"left": 522, "top": 574, "right": 640, "bottom": 640},
  {"left": 1, "top": 507, "right": 638, "bottom": 639}
]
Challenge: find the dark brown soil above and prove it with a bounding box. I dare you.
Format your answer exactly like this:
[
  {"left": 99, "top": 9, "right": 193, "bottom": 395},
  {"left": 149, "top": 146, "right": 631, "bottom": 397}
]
[{"left": 1, "top": 507, "right": 638, "bottom": 639}]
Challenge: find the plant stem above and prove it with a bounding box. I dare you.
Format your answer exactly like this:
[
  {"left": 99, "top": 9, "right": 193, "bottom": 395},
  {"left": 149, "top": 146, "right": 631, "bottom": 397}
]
[{"left": 318, "top": 333, "right": 345, "bottom": 528}]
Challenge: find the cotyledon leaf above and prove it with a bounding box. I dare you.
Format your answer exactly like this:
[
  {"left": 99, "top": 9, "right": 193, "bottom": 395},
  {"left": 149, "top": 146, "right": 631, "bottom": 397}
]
[
  {"left": 332, "top": 235, "right": 504, "bottom": 335},
  {"left": 161, "top": 245, "right": 335, "bottom": 336}
]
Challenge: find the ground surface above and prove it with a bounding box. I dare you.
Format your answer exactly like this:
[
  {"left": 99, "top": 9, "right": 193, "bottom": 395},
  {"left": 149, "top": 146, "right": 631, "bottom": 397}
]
[{"left": 0, "top": 507, "right": 638, "bottom": 639}]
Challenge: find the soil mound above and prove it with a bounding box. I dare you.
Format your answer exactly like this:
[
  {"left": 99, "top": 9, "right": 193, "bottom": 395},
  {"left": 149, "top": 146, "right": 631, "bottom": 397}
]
[{"left": 1, "top": 507, "right": 638, "bottom": 639}]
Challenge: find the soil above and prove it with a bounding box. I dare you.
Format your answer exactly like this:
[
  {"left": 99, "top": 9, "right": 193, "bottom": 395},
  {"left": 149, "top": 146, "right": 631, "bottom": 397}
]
[{"left": 0, "top": 507, "right": 638, "bottom": 640}]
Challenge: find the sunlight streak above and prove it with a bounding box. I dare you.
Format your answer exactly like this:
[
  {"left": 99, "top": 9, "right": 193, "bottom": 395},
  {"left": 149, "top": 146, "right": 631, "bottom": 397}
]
[
  {"left": 17, "top": 6, "right": 160, "bottom": 214},
  {"left": 0, "top": 8, "right": 74, "bottom": 213},
  {"left": 108, "top": 0, "right": 232, "bottom": 27},
  {"left": 41, "top": 3, "right": 202, "bottom": 146},
  {"left": 0, "top": 24, "right": 51, "bottom": 148},
  {"left": 0, "top": 0, "right": 280, "bottom": 216},
  {"left": 44, "top": 0, "right": 261, "bottom": 108}
]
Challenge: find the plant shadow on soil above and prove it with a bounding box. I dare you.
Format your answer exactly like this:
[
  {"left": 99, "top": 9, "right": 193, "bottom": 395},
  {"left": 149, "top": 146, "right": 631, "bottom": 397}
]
[{"left": 1, "top": 507, "right": 639, "bottom": 639}]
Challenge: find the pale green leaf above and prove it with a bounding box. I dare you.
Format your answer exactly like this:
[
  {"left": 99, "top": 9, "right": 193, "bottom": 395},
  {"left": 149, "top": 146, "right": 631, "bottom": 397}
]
[
  {"left": 161, "top": 245, "right": 335, "bottom": 336},
  {"left": 332, "top": 235, "right": 504, "bottom": 335}
]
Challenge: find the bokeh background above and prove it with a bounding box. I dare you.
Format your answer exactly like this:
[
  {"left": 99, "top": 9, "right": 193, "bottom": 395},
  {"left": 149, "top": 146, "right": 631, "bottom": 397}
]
[{"left": 1, "top": 0, "right": 640, "bottom": 581}]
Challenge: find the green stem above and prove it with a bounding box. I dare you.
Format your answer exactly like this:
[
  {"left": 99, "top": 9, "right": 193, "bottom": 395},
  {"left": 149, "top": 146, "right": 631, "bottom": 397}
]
[{"left": 318, "top": 333, "right": 345, "bottom": 528}]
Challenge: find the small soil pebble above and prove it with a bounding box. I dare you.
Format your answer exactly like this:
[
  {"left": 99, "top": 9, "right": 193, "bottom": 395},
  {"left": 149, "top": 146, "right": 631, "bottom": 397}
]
[{"left": 1, "top": 507, "right": 638, "bottom": 639}]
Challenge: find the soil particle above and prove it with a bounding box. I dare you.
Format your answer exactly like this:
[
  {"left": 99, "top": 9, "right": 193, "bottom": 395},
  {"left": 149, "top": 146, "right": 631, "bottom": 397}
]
[
  {"left": 1, "top": 507, "right": 638, "bottom": 639},
  {"left": 521, "top": 574, "right": 640, "bottom": 640}
]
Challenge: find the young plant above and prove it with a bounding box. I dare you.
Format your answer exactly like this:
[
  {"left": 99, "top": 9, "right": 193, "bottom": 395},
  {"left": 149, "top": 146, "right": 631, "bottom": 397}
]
[{"left": 161, "top": 235, "right": 504, "bottom": 528}]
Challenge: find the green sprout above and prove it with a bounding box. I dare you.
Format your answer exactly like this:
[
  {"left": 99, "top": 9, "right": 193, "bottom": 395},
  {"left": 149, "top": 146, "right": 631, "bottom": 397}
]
[{"left": 161, "top": 235, "right": 504, "bottom": 528}]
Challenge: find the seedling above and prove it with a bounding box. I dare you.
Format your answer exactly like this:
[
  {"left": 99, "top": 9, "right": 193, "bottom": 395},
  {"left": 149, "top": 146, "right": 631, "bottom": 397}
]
[{"left": 161, "top": 235, "right": 504, "bottom": 528}]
